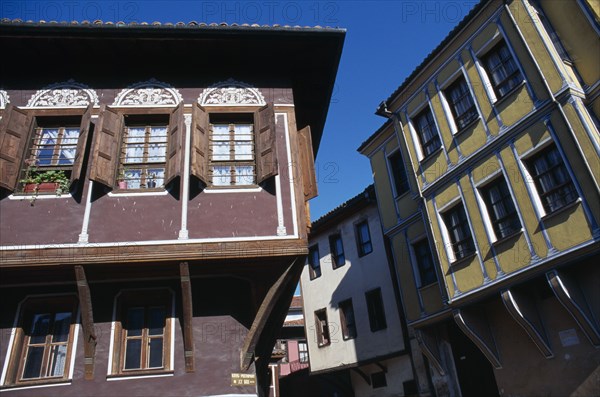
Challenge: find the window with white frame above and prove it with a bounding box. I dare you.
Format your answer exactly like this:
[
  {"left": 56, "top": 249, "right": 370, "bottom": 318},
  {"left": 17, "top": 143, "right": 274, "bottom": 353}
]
[
  {"left": 481, "top": 40, "right": 524, "bottom": 99},
  {"left": 444, "top": 76, "right": 478, "bottom": 130},
  {"left": 480, "top": 177, "right": 521, "bottom": 240},
  {"left": 413, "top": 107, "right": 442, "bottom": 158},
  {"left": 2, "top": 295, "right": 78, "bottom": 387},
  {"left": 329, "top": 233, "right": 346, "bottom": 269},
  {"left": 308, "top": 244, "right": 321, "bottom": 280},
  {"left": 298, "top": 341, "right": 308, "bottom": 363},
  {"left": 209, "top": 114, "right": 255, "bottom": 187},
  {"left": 442, "top": 203, "right": 475, "bottom": 261},
  {"left": 524, "top": 143, "right": 578, "bottom": 214}
]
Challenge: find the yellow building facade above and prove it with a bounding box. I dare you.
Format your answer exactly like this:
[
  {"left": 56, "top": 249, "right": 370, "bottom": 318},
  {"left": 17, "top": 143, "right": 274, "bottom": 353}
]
[{"left": 359, "top": 1, "right": 600, "bottom": 395}]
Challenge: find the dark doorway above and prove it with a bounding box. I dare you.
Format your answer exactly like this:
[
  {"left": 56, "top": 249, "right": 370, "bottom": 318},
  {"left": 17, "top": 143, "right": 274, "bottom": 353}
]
[{"left": 448, "top": 321, "right": 499, "bottom": 397}]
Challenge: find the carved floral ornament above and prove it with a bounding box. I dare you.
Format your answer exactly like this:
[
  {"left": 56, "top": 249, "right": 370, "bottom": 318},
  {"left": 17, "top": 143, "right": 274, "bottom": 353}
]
[
  {"left": 113, "top": 78, "right": 183, "bottom": 106},
  {"left": 26, "top": 80, "right": 99, "bottom": 107},
  {"left": 0, "top": 90, "right": 8, "bottom": 108},
  {"left": 199, "top": 79, "right": 265, "bottom": 106}
]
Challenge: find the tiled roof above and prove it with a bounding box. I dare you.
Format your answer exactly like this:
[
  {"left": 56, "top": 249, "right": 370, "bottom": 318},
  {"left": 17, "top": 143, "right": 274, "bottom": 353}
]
[
  {"left": 0, "top": 18, "right": 343, "bottom": 32},
  {"left": 310, "top": 185, "right": 375, "bottom": 233},
  {"left": 290, "top": 296, "right": 303, "bottom": 309},
  {"left": 283, "top": 318, "right": 305, "bottom": 327}
]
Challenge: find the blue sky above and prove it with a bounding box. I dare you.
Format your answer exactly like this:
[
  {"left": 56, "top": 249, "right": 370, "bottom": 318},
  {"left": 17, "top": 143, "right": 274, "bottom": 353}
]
[{"left": 1, "top": 0, "right": 478, "bottom": 219}]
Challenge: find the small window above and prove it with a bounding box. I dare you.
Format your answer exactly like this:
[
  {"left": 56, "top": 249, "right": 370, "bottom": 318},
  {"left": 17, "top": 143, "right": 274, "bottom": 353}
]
[
  {"left": 339, "top": 299, "right": 357, "bottom": 340},
  {"left": 444, "top": 77, "right": 478, "bottom": 130},
  {"left": 308, "top": 245, "right": 322, "bottom": 280},
  {"left": 111, "top": 289, "right": 173, "bottom": 376},
  {"left": 298, "top": 341, "right": 309, "bottom": 363},
  {"left": 314, "top": 309, "right": 330, "bottom": 347},
  {"left": 413, "top": 239, "right": 437, "bottom": 287},
  {"left": 329, "top": 234, "right": 346, "bottom": 269},
  {"left": 480, "top": 177, "right": 521, "bottom": 240},
  {"left": 524, "top": 143, "right": 578, "bottom": 214},
  {"left": 2, "top": 295, "right": 78, "bottom": 387},
  {"left": 413, "top": 107, "right": 441, "bottom": 158},
  {"left": 388, "top": 150, "right": 410, "bottom": 196},
  {"left": 118, "top": 114, "right": 169, "bottom": 190},
  {"left": 209, "top": 114, "right": 255, "bottom": 187},
  {"left": 356, "top": 221, "right": 373, "bottom": 257},
  {"left": 443, "top": 204, "right": 475, "bottom": 261},
  {"left": 371, "top": 371, "right": 387, "bottom": 388},
  {"left": 482, "top": 41, "right": 523, "bottom": 99},
  {"left": 365, "top": 288, "right": 387, "bottom": 332}
]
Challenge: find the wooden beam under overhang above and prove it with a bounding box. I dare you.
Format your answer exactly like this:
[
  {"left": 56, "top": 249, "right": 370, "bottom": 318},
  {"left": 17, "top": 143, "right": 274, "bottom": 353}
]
[
  {"left": 74, "top": 265, "right": 96, "bottom": 380},
  {"left": 351, "top": 367, "right": 371, "bottom": 385},
  {"left": 501, "top": 288, "right": 553, "bottom": 358},
  {"left": 547, "top": 270, "right": 600, "bottom": 346},
  {"left": 453, "top": 307, "right": 502, "bottom": 369},
  {"left": 240, "top": 256, "right": 303, "bottom": 372},
  {"left": 180, "top": 262, "right": 195, "bottom": 372},
  {"left": 415, "top": 327, "right": 446, "bottom": 376}
]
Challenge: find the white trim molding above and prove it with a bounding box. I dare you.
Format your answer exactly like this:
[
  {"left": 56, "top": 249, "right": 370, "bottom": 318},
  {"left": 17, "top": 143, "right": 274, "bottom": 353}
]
[
  {"left": 199, "top": 78, "right": 266, "bottom": 106},
  {"left": 26, "top": 80, "right": 99, "bottom": 107},
  {"left": 0, "top": 90, "right": 9, "bottom": 108},
  {"left": 113, "top": 78, "right": 183, "bottom": 106}
]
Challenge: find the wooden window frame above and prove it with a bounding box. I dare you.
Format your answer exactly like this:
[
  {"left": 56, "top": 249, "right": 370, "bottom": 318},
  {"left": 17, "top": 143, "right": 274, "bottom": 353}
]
[
  {"left": 388, "top": 150, "right": 410, "bottom": 197},
  {"left": 329, "top": 233, "right": 346, "bottom": 269},
  {"left": 355, "top": 220, "right": 373, "bottom": 257},
  {"left": 480, "top": 177, "right": 522, "bottom": 240},
  {"left": 481, "top": 40, "right": 524, "bottom": 99},
  {"left": 365, "top": 288, "right": 387, "bottom": 332},
  {"left": 444, "top": 77, "right": 478, "bottom": 131},
  {"left": 442, "top": 204, "right": 475, "bottom": 261},
  {"left": 109, "top": 289, "right": 174, "bottom": 377},
  {"left": 412, "top": 239, "right": 437, "bottom": 287},
  {"left": 298, "top": 341, "right": 309, "bottom": 363},
  {"left": 338, "top": 299, "right": 357, "bottom": 340},
  {"left": 413, "top": 107, "right": 441, "bottom": 159},
  {"left": 308, "top": 244, "right": 321, "bottom": 280},
  {"left": 2, "top": 295, "right": 78, "bottom": 388},
  {"left": 314, "top": 309, "right": 330, "bottom": 347}
]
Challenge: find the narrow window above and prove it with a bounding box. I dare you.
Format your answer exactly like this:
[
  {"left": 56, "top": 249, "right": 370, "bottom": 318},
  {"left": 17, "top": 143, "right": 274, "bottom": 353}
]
[
  {"left": 118, "top": 114, "right": 169, "bottom": 190},
  {"left": 481, "top": 177, "right": 521, "bottom": 239},
  {"left": 329, "top": 234, "right": 346, "bottom": 269},
  {"left": 111, "top": 289, "right": 173, "bottom": 376},
  {"left": 356, "top": 221, "right": 373, "bottom": 257},
  {"left": 339, "top": 299, "right": 357, "bottom": 340},
  {"left": 413, "top": 107, "right": 441, "bottom": 158},
  {"left": 2, "top": 296, "right": 78, "bottom": 387},
  {"left": 443, "top": 204, "right": 475, "bottom": 260},
  {"left": 413, "top": 239, "right": 437, "bottom": 287},
  {"left": 482, "top": 41, "right": 523, "bottom": 99},
  {"left": 209, "top": 114, "right": 255, "bottom": 187},
  {"left": 298, "top": 341, "right": 309, "bottom": 363},
  {"left": 445, "top": 77, "right": 478, "bottom": 130},
  {"left": 365, "top": 288, "right": 387, "bottom": 332},
  {"left": 371, "top": 371, "right": 387, "bottom": 389},
  {"left": 308, "top": 244, "right": 321, "bottom": 280},
  {"left": 388, "top": 150, "right": 410, "bottom": 196},
  {"left": 524, "top": 143, "right": 578, "bottom": 213},
  {"left": 314, "top": 309, "right": 330, "bottom": 347}
]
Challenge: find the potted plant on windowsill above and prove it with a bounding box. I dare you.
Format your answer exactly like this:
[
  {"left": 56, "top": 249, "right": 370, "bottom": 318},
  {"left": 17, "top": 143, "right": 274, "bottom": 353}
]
[
  {"left": 117, "top": 170, "right": 128, "bottom": 189},
  {"left": 20, "top": 160, "right": 70, "bottom": 201}
]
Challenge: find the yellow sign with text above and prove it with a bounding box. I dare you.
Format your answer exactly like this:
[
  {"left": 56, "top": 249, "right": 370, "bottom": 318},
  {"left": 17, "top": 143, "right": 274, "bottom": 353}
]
[{"left": 231, "top": 373, "right": 256, "bottom": 386}]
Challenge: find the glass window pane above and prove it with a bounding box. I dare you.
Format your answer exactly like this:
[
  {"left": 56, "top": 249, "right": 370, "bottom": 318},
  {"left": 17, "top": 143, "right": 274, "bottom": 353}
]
[
  {"left": 22, "top": 346, "right": 44, "bottom": 379},
  {"left": 126, "top": 307, "right": 144, "bottom": 337},
  {"left": 147, "top": 168, "right": 165, "bottom": 188},
  {"left": 52, "top": 312, "right": 72, "bottom": 343},
  {"left": 124, "top": 339, "right": 142, "bottom": 370},
  {"left": 125, "top": 169, "right": 142, "bottom": 189},
  {"left": 212, "top": 141, "right": 230, "bottom": 161},
  {"left": 49, "top": 344, "right": 67, "bottom": 377},
  {"left": 212, "top": 166, "right": 231, "bottom": 186},
  {"left": 30, "top": 313, "right": 51, "bottom": 344},
  {"left": 212, "top": 125, "right": 230, "bottom": 139},
  {"left": 58, "top": 128, "right": 80, "bottom": 165},
  {"left": 235, "top": 166, "right": 254, "bottom": 185},
  {"left": 148, "top": 338, "right": 164, "bottom": 368},
  {"left": 234, "top": 142, "right": 253, "bottom": 160},
  {"left": 148, "top": 307, "right": 165, "bottom": 336}
]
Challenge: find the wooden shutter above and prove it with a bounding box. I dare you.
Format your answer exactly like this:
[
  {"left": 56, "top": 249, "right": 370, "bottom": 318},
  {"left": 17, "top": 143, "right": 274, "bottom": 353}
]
[
  {"left": 254, "top": 103, "right": 278, "bottom": 183},
  {"left": 164, "top": 102, "right": 184, "bottom": 186},
  {"left": 70, "top": 104, "right": 93, "bottom": 185},
  {"left": 190, "top": 102, "right": 209, "bottom": 185},
  {"left": 89, "top": 105, "right": 122, "bottom": 187},
  {"left": 0, "top": 104, "right": 33, "bottom": 191},
  {"left": 297, "top": 125, "right": 318, "bottom": 200}
]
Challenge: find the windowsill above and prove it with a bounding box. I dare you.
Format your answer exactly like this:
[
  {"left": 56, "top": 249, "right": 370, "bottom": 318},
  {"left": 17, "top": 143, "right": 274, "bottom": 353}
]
[
  {"left": 449, "top": 251, "right": 477, "bottom": 267},
  {"left": 1, "top": 379, "right": 71, "bottom": 390},
  {"left": 317, "top": 342, "right": 331, "bottom": 348},
  {"left": 453, "top": 116, "right": 480, "bottom": 137},
  {"left": 204, "top": 186, "right": 262, "bottom": 193},
  {"left": 491, "top": 228, "right": 523, "bottom": 247},
  {"left": 332, "top": 262, "right": 346, "bottom": 270},
  {"left": 541, "top": 198, "right": 581, "bottom": 222},
  {"left": 309, "top": 274, "right": 322, "bottom": 281},
  {"left": 357, "top": 250, "right": 373, "bottom": 258},
  {"left": 108, "top": 189, "right": 169, "bottom": 197},
  {"left": 8, "top": 193, "right": 72, "bottom": 200},
  {"left": 107, "top": 370, "right": 174, "bottom": 381},
  {"left": 492, "top": 80, "right": 526, "bottom": 108},
  {"left": 419, "top": 146, "right": 443, "bottom": 166},
  {"left": 394, "top": 190, "right": 411, "bottom": 201},
  {"left": 418, "top": 281, "right": 439, "bottom": 292},
  {"left": 342, "top": 335, "right": 356, "bottom": 341}
]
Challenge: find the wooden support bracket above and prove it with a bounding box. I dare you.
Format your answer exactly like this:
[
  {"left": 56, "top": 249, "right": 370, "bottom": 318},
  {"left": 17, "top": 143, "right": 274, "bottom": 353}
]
[
  {"left": 180, "top": 262, "right": 195, "bottom": 372},
  {"left": 453, "top": 308, "right": 502, "bottom": 369},
  {"left": 74, "top": 265, "right": 96, "bottom": 380}
]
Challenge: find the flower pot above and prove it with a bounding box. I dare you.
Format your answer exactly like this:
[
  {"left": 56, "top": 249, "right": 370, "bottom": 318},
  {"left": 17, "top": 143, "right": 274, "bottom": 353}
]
[
  {"left": 118, "top": 180, "right": 128, "bottom": 189},
  {"left": 24, "top": 182, "right": 59, "bottom": 193}
]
